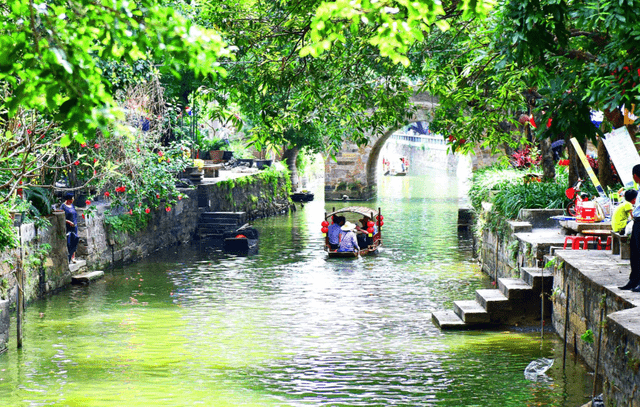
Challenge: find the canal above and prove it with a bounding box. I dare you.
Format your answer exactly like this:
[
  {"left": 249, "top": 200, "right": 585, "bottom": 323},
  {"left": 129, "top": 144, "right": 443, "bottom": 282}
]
[{"left": 0, "top": 168, "right": 592, "bottom": 406}]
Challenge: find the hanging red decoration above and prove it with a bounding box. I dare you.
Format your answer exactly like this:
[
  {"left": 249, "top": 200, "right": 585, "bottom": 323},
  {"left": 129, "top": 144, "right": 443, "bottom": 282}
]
[
  {"left": 367, "top": 227, "right": 374, "bottom": 234},
  {"left": 321, "top": 227, "right": 329, "bottom": 233},
  {"left": 321, "top": 220, "right": 329, "bottom": 227},
  {"left": 376, "top": 215, "right": 384, "bottom": 221},
  {"left": 379, "top": 220, "right": 384, "bottom": 227},
  {"left": 367, "top": 221, "right": 374, "bottom": 228}
]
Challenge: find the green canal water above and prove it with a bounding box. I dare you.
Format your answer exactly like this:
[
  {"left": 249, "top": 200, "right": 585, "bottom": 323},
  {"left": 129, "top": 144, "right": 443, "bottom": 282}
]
[{"left": 1, "top": 169, "right": 593, "bottom": 406}]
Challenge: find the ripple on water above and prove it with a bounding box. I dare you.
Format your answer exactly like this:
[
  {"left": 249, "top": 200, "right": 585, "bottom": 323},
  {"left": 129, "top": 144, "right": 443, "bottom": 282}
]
[{"left": 0, "top": 170, "right": 592, "bottom": 406}]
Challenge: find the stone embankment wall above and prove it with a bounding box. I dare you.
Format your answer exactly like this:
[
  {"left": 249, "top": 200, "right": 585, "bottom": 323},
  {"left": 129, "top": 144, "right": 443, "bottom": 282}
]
[
  {"left": 478, "top": 207, "right": 564, "bottom": 281},
  {"left": 0, "top": 170, "right": 292, "bottom": 351},
  {"left": 478, "top": 206, "right": 640, "bottom": 405},
  {"left": 549, "top": 251, "right": 640, "bottom": 406}
]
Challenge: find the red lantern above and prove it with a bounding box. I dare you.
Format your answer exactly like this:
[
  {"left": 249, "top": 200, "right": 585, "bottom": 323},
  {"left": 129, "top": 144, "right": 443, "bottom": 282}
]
[
  {"left": 321, "top": 220, "right": 329, "bottom": 227},
  {"left": 379, "top": 220, "right": 384, "bottom": 227},
  {"left": 367, "top": 227, "right": 374, "bottom": 234},
  {"left": 367, "top": 221, "right": 374, "bottom": 228},
  {"left": 321, "top": 227, "right": 329, "bottom": 233},
  {"left": 376, "top": 215, "right": 384, "bottom": 221}
]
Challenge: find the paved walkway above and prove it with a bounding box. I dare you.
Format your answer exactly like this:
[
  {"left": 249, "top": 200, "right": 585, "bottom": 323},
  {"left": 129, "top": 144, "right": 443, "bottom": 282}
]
[{"left": 557, "top": 249, "right": 640, "bottom": 308}]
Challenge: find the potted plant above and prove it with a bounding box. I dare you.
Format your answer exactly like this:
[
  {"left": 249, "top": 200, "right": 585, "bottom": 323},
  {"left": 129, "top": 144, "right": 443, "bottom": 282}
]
[{"left": 201, "top": 138, "right": 230, "bottom": 162}]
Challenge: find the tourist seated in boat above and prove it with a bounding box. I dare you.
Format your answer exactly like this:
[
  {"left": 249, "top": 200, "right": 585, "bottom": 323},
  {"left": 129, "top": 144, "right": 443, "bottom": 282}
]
[
  {"left": 327, "top": 215, "right": 343, "bottom": 250},
  {"left": 356, "top": 216, "right": 377, "bottom": 249},
  {"left": 338, "top": 221, "right": 359, "bottom": 253}
]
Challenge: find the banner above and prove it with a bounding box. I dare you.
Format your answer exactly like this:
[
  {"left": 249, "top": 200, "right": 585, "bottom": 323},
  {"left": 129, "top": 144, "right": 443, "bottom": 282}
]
[
  {"left": 602, "top": 126, "right": 640, "bottom": 187},
  {"left": 569, "top": 138, "right": 606, "bottom": 198}
]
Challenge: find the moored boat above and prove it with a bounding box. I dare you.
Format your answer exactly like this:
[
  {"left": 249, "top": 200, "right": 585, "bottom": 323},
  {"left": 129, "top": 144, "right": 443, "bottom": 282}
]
[
  {"left": 321, "top": 206, "right": 383, "bottom": 258},
  {"left": 223, "top": 224, "right": 259, "bottom": 254}
]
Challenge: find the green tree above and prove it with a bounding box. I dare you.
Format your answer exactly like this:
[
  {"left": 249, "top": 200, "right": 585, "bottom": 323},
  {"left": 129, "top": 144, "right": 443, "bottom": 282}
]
[{"left": 0, "top": 0, "right": 231, "bottom": 203}]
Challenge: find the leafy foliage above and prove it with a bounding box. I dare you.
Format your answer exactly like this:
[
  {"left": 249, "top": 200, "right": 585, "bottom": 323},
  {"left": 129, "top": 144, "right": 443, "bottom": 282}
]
[{"left": 0, "top": 203, "right": 18, "bottom": 251}]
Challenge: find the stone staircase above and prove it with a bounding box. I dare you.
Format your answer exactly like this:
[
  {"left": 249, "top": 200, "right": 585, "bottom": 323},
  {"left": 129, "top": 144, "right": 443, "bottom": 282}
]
[
  {"left": 197, "top": 212, "right": 246, "bottom": 239},
  {"left": 432, "top": 265, "right": 554, "bottom": 329}
]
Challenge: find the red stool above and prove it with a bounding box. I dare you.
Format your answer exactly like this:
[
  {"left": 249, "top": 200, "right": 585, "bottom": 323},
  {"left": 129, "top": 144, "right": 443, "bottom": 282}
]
[
  {"left": 564, "top": 236, "right": 585, "bottom": 249},
  {"left": 583, "top": 236, "right": 599, "bottom": 250},
  {"left": 600, "top": 236, "right": 612, "bottom": 250}
]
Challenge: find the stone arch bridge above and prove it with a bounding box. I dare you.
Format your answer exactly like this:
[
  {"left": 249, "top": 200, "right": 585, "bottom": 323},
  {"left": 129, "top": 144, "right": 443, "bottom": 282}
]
[{"left": 323, "top": 95, "right": 498, "bottom": 201}]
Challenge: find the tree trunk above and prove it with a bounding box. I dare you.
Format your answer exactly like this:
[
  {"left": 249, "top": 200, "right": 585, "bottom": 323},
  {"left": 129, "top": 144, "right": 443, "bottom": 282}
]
[
  {"left": 596, "top": 137, "right": 614, "bottom": 188},
  {"left": 282, "top": 146, "right": 300, "bottom": 192},
  {"left": 539, "top": 138, "right": 555, "bottom": 180}
]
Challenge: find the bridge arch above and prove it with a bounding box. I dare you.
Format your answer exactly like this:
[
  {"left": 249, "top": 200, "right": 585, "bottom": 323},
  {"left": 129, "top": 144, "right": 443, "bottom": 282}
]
[{"left": 323, "top": 97, "right": 439, "bottom": 201}]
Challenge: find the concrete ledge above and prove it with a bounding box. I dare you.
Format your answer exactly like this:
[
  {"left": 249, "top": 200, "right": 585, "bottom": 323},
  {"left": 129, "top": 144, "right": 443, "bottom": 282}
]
[
  {"left": 508, "top": 220, "right": 532, "bottom": 233},
  {"left": 71, "top": 270, "right": 105, "bottom": 285},
  {"left": 518, "top": 208, "right": 565, "bottom": 229}
]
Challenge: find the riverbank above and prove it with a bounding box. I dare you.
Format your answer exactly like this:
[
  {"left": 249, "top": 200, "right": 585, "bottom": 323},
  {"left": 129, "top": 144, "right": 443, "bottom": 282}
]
[
  {"left": 0, "top": 166, "right": 293, "bottom": 352},
  {"left": 469, "top": 208, "right": 640, "bottom": 406}
]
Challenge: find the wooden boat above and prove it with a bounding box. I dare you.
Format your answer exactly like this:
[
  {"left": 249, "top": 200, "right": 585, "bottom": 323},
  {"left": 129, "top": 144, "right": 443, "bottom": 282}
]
[
  {"left": 223, "top": 224, "right": 259, "bottom": 254},
  {"left": 322, "top": 206, "right": 383, "bottom": 258},
  {"left": 290, "top": 191, "right": 315, "bottom": 202}
]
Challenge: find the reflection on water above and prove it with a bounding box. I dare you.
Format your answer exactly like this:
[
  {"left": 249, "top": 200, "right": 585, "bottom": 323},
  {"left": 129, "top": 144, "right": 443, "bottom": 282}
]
[{"left": 0, "top": 169, "right": 592, "bottom": 406}]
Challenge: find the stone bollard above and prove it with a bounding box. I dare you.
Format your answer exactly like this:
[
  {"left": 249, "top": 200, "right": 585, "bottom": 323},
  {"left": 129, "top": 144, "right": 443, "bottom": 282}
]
[{"left": 0, "top": 299, "right": 9, "bottom": 354}]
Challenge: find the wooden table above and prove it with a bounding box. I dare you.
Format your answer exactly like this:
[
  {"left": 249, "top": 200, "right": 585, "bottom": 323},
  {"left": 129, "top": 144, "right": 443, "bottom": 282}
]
[{"left": 559, "top": 220, "right": 611, "bottom": 234}]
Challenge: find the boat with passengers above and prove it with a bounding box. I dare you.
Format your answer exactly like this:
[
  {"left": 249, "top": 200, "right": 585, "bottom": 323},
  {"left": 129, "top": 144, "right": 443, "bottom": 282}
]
[{"left": 321, "top": 206, "right": 383, "bottom": 258}]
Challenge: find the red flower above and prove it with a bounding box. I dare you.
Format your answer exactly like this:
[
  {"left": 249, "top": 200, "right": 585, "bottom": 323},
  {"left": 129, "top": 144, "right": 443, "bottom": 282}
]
[
  {"left": 85, "top": 200, "right": 91, "bottom": 205},
  {"left": 136, "top": 147, "right": 140, "bottom": 152},
  {"left": 158, "top": 151, "right": 163, "bottom": 157},
  {"left": 128, "top": 209, "right": 133, "bottom": 215},
  {"left": 93, "top": 158, "right": 97, "bottom": 163},
  {"left": 94, "top": 143, "right": 100, "bottom": 149},
  {"left": 27, "top": 129, "right": 32, "bottom": 135},
  {"left": 145, "top": 208, "right": 150, "bottom": 214},
  {"left": 104, "top": 191, "right": 110, "bottom": 198},
  {"left": 166, "top": 159, "right": 170, "bottom": 164},
  {"left": 82, "top": 214, "right": 85, "bottom": 219},
  {"left": 74, "top": 160, "right": 80, "bottom": 165},
  {"left": 165, "top": 207, "right": 171, "bottom": 212},
  {"left": 178, "top": 196, "right": 182, "bottom": 201},
  {"left": 81, "top": 143, "right": 87, "bottom": 147},
  {"left": 156, "top": 194, "right": 160, "bottom": 199},
  {"left": 138, "top": 202, "right": 142, "bottom": 207}
]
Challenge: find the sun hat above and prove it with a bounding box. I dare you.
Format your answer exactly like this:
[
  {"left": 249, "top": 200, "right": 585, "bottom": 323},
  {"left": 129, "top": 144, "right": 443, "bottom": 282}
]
[{"left": 341, "top": 221, "right": 356, "bottom": 231}]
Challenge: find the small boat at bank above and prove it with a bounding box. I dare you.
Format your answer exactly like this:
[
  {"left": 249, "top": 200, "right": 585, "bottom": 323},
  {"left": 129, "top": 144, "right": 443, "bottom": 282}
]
[
  {"left": 223, "top": 224, "right": 259, "bottom": 254},
  {"left": 290, "top": 191, "right": 315, "bottom": 202},
  {"left": 321, "top": 206, "right": 383, "bottom": 258}
]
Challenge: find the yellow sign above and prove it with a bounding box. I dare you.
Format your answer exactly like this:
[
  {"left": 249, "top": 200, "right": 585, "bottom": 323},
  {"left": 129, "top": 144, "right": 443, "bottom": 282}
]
[
  {"left": 624, "top": 104, "right": 637, "bottom": 125},
  {"left": 569, "top": 138, "right": 606, "bottom": 198}
]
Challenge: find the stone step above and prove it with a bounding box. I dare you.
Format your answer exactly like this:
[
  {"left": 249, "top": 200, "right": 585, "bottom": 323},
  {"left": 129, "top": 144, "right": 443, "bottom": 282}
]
[
  {"left": 521, "top": 267, "right": 553, "bottom": 292},
  {"left": 68, "top": 259, "right": 87, "bottom": 274},
  {"left": 201, "top": 212, "right": 246, "bottom": 220},
  {"left": 198, "top": 219, "right": 241, "bottom": 227},
  {"left": 72, "top": 270, "right": 105, "bottom": 285},
  {"left": 431, "top": 310, "right": 467, "bottom": 330},
  {"left": 476, "top": 289, "right": 511, "bottom": 313},
  {"left": 498, "top": 278, "right": 533, "bottom": 300},
  {"left": 453, "top": 300, "right": 490, "bottom": 324}
]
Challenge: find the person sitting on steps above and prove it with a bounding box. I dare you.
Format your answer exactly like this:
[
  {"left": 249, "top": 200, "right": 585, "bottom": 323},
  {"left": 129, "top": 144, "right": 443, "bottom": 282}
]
[{"left": 612, "top": 189, "right": 637, "bottom": 234}]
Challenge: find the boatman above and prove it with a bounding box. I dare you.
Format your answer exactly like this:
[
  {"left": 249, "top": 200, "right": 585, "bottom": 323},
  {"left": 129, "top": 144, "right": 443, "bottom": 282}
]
[
  {"left": 619, "top": 165, "right": 640, "bottom": 292},
  {"left": 327, "top": 215, "right": 342, "bottom": 250}
]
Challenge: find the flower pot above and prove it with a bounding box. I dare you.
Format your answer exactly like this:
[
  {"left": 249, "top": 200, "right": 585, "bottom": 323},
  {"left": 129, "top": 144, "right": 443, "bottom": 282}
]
[
  {"left": 255, "top": 159, "right": 273, "bottom": 170},
  {"left": 210, "top": 150, "right": 224, "bottom": 163}
]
